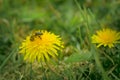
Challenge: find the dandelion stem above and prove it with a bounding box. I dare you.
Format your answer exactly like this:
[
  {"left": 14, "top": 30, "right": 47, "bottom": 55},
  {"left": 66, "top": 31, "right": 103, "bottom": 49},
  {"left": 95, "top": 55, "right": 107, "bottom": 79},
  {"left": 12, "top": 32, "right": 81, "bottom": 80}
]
[
  {"left": 46, "top": 62, "right": 61, "bottom": 77},
  {"left": 40, "top": 62, "right": 47, "bottom": 80},
  {"left": 29, "top": 63, "right": 33, "bottom": 80},
  {"left": 92, "top": 47, "right": 110, "bottom": 80}
]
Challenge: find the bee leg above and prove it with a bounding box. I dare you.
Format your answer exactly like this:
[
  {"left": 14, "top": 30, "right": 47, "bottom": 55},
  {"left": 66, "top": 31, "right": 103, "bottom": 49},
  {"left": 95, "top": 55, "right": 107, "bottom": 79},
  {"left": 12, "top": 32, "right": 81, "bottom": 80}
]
[
  {"left": 30, "top": 37, "right": 34, "bottom": 41},
  {"left": 38, "top": 35, "right": 42, "bottom": 39}
]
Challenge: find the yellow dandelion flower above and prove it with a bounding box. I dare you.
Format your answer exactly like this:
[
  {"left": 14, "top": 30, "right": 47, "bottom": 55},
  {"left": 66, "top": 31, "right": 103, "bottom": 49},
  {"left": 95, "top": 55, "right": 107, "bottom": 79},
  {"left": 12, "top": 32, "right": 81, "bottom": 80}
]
[
  {"left": 91, "top": 28, "right": 120, "bottom": 48},
  {"left": 19, "top": 30, "right": 64, "bottom": 63}
]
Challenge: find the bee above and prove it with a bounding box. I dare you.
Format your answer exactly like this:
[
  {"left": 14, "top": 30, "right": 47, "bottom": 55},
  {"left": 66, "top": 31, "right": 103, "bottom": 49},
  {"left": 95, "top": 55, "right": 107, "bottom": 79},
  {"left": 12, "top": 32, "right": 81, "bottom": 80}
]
[{"left": 30, "top": 31, "right": 43, "bottom": 41}]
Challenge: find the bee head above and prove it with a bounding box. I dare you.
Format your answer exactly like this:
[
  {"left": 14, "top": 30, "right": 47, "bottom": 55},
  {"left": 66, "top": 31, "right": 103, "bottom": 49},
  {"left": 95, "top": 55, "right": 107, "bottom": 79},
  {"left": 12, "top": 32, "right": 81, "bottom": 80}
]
[{"left": 34, "top": 32, "right": 43, "bottom": 36}]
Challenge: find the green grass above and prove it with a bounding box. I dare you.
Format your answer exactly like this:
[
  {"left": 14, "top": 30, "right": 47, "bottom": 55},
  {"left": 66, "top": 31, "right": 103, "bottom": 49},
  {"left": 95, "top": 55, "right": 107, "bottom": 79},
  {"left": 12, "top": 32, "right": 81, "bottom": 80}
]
[{"left": 0, "top": 0, "right": 120, "bottom": 80}]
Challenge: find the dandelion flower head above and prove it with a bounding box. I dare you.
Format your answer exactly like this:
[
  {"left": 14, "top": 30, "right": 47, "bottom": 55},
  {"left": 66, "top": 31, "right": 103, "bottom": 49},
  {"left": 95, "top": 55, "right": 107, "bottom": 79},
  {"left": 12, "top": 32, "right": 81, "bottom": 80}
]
[
  {"left": 19, "top": 30, "right": 64, "bottom": 63},
  {"left": 91, "top": 28, "right": 120, "bottom": 48}
]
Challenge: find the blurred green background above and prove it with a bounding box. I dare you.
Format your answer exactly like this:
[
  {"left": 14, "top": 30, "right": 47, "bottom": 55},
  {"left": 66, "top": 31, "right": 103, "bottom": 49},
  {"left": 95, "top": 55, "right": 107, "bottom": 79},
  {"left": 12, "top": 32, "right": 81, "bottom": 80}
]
[{"left": 0, "top": 0, "right": 120, "bottom": 80}]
